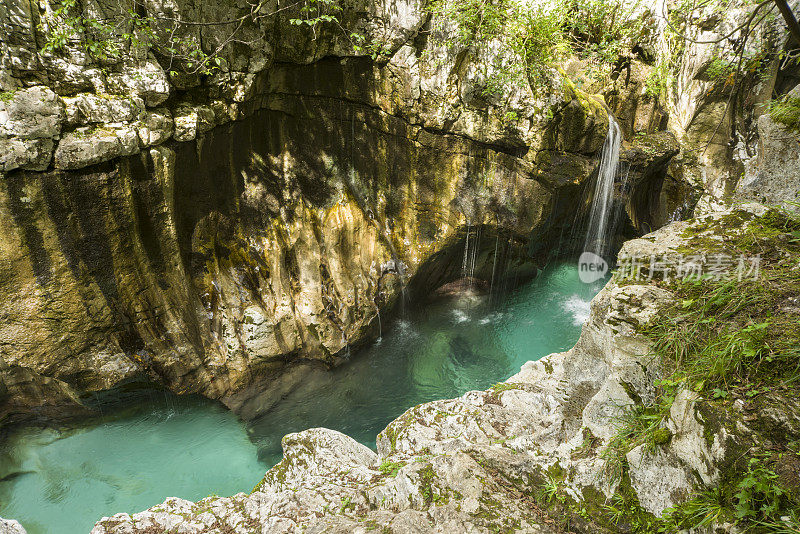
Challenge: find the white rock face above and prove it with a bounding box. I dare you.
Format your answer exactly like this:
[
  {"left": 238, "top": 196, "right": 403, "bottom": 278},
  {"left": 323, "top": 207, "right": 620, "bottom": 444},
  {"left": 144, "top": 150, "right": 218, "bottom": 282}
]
[
  {"left": 0, "top": 518, "right": 27, "bottom": 534},
  {"left": 136, "top": 109, "right": 174, "bottom": 147}
]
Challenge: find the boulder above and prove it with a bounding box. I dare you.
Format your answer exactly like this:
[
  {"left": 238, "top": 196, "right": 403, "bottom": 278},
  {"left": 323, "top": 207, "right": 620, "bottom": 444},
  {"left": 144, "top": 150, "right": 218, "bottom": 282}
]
[
  {"left": 53, "top": 126, "right": 139, "bottom": 169},
  {"left": 0, "top": 137, "right": 53, "bottom": 171},
  {"left": 0, "top": 86, "right": 64, "bottom": 139},
  {"left": 0, "top": 518, "right": 26, "bottom": 534}
]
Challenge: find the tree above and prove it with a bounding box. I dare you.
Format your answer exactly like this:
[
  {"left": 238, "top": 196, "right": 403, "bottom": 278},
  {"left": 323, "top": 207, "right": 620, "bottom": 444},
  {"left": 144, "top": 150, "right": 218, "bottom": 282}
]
[{"left": 773, "top": 0, "right": 800, "bottom": 45}]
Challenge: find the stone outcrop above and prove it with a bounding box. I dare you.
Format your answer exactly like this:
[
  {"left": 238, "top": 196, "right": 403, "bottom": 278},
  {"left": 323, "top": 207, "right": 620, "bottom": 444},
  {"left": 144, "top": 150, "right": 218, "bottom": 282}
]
[
  {"left": 737, "top": 84, "right": 800, "bottom": 211},
  {"left": 90, "top": 210, "right": 800, "bottom": 532},
  {"left": 659, "top": 0, "right": 800, "bottom": 213}
]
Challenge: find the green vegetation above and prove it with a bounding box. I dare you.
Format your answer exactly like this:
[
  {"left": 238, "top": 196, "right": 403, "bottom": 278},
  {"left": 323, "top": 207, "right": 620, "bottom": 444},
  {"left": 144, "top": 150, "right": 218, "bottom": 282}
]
[
  {"left": 767, "top": 94, "right": 800, "bottom": 131},
  {"left": 645, "top": 61, "right": 672, "bottom": 100},
  {"left": 38, "top": 0, "right": 345, "bottom": 75},
  {"left": 378, "top": 459, "right": 406, "bottom": 477},
  {"left": 484, "top": 382, "right": 521, "bottom": 404},
  {"left": 418, "top": 464, "right": 442, "bottom": 505},
  {"left": 662, "top": 455, "right": 800, "bottom": 531},
  {"left": 427, "top": 0, "right": 649, "bottom": 94},
  {"left": 601, "top": 402, "right": 673, "bottom": 482},
  {"left": 601, "top": 208, "right": 800, "bottom": 532}
]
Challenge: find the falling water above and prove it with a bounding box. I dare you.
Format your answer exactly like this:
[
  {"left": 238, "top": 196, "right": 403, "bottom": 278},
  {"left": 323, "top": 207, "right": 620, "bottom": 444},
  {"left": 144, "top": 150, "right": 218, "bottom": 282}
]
[
  {"left": 488, "top": 231, "right": 500, "bottom": 303},
  {"left": 583, "top": 115, "right": 622, "bottom": 259},
  {"left": 376, "top": 307, "right": 382, "bottom": 343},
  {"left": 461, "top": 224, "right": 471, "bottom": 277}
]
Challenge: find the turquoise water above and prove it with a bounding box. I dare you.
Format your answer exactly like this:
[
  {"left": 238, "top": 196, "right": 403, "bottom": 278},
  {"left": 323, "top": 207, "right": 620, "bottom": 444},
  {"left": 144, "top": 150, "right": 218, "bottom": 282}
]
[
  {"left": 0, "top": 262, "right": 605, "bottom": 533},
  {"left": 0, "top": 398, "right": 267, "bottom": 534}
]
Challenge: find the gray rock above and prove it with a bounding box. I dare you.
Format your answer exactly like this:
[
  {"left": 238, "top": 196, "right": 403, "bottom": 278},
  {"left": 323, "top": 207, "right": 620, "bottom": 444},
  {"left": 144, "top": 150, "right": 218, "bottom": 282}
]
[
  {"left": 0, "top": 86, "right": 64, "bottom": 139},
  {"left": 106, "top": 57, "right": 171, "bottom": 107},
  {"left": 136, "top": 108, "right": 173, "bottom": 147},
  {"left": 0, "top": 137, "right": 54, "bottom": 171},
  {"left": 62, "top": 94, "right": 145, "bottom": 126},
  {"left": 738, "top": 88, "right": 800, "bottom": 211},
  {"left": 172, "top": 104, "right": 199, "bottom": 142},
  {"left": 0, "top": 518, "right": 27, "bottom": 534},
  {"left": 53, "top": 126, "right": 139, "bottom": 169},
  {"left": 172, "top": 104, "right": 215, "bottom": 142}
]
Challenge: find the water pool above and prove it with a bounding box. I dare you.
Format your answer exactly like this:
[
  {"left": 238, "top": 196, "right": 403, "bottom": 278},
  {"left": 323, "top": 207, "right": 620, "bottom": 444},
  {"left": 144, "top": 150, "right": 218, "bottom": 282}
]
[{"left": 0, "top": 261, "right": 606, "bottom": 533}]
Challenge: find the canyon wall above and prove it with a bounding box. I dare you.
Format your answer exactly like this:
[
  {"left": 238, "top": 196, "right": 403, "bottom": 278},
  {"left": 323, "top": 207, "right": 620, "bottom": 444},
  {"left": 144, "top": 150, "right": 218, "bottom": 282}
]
[{"left": 0, "top": 0, "right": 689, "bottom": 422}]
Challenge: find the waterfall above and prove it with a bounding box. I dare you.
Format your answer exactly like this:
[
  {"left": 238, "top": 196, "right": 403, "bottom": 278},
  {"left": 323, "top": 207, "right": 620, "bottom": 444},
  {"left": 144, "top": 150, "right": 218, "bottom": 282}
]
[
  {"left": 376, "top": 307, "right": 382, "bottom": 343},
  {"left": 461, "top": 224, "right": 471, "bottom": 277},
  {"left": 583, "top": 115, "right": 622, "bottom": 259}
]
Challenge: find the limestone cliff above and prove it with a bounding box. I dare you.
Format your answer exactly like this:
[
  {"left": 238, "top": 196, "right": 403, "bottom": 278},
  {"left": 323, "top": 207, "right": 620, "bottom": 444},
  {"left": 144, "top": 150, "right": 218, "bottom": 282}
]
[
  {"left": 1, "top": 0, "right": 800, "bottom": 530},
  {"left": 0, "top": 0, "right": 687, "bottom": 422}
]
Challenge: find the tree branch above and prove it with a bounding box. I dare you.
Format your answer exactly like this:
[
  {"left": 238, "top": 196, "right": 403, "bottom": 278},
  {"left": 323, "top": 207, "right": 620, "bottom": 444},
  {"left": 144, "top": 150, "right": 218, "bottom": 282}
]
[{"left": 773, "top": 0, "right": 800, "bottom": 45}]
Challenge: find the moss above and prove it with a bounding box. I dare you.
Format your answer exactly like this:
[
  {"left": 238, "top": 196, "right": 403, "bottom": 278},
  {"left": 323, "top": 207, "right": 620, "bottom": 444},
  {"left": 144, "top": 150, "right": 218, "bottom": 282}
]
[
  {"left": 417, "top": 464, "right": 442, "bottom": 505},
  {"left": 378, "top": 459, "right": 406, "bottom": 477},
  {"left": 571, "top": 427, "right": 601, "bottom": 460},
  {"left": 620, "top": 380, "right": 643, "bottom": 405},
  {"left": 472, "top": 494, "right": 522, "bottom": 533},
  {"left": 651, "top": 428, "right": 672, "bottom": 445},
  {"left": 484, "top": 382, "right": 522, "bottom": 404},
  {"left": 380, "top": 407, "right": 421, "bottom": 452},
  {"left": 607, "top": 473, "right": 662, "bottom": 533}
]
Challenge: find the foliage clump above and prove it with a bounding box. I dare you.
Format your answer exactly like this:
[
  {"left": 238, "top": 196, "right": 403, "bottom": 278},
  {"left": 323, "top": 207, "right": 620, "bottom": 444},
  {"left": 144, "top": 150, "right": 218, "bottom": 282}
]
[
  {"left": 426, "top": 0, "right": 651, "bottom": 95},
  {"left": 767, "top": 95, "right": 800, "bottom": 131}
]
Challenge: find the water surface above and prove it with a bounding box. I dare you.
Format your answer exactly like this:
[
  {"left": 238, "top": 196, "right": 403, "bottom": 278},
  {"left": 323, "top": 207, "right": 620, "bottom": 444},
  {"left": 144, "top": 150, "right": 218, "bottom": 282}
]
[{"left": 0, "top": 261, "right": 605, "bottom": 533}]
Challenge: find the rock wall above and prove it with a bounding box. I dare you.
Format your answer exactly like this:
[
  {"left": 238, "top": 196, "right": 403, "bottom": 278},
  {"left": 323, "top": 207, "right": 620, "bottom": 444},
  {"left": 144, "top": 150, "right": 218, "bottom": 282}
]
[
  {"left": 656, "top": 0, "right": 800, "bottom": 212},
  {"left": 0, "top": 0, "right": 691, "bottom": 422}
]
